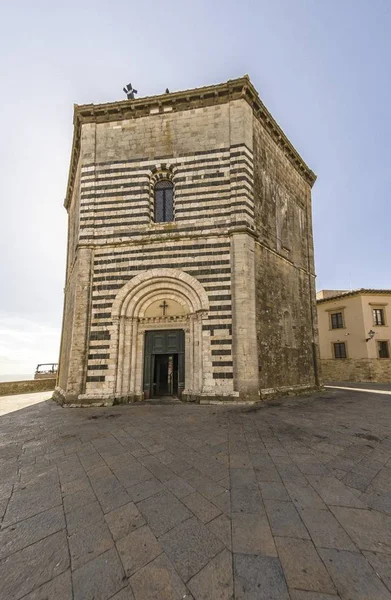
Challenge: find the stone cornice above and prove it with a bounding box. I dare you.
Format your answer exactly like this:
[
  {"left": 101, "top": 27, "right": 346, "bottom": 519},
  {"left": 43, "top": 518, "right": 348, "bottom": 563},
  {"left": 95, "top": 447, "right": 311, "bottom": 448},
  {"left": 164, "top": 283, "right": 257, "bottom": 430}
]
[
  {"left": 241, "top": 78, "right": 317, "bottom": 188},
  {"left": 64, "top": 75, "right": 316, "bottom": 209}
]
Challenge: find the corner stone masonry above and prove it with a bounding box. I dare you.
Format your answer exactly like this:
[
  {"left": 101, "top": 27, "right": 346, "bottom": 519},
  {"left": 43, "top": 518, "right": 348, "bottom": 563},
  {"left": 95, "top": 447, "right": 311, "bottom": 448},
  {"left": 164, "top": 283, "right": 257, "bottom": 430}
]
[{"left": 55, "top": 75, "right": 321, "bottom": 406}]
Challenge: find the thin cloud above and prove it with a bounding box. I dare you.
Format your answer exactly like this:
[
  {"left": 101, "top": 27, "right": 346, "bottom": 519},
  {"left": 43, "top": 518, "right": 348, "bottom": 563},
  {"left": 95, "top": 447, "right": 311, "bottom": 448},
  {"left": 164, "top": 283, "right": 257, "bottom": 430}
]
[{"left": 0, "top": 314, "right": 60, "bottom": 377}]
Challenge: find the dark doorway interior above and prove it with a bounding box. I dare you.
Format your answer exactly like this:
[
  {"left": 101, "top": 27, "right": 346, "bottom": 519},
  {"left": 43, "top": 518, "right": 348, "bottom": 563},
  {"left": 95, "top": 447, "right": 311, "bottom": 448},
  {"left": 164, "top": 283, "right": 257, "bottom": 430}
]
[
  {"left": 152, "top": 354, "right": 179, "bottom": 397},
  {"left": 143, "top": 330, "right": 185, "bottom": 400}
]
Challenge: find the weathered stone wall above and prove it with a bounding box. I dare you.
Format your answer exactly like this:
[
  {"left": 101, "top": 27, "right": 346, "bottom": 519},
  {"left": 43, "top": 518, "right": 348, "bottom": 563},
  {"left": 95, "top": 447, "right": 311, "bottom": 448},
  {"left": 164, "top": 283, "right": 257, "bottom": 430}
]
[
  {"left": 58, "top": 98, "right": 256, "bottom": 403},
  {"left": 67, "top": 165, "right": 81, "bottom": 278},
  {"left": 321, "top": 358, "right": 391, "bottom": 383},
  {"left": 57, "top": 161, "right": 81, "bottom": 392},
  {"left": 86, "top": 235, "right": 235, "bottom": 399},
  {"left": 370, "top": 359, "right": 391, "bottom": 382},
  {"left": 57, "top": 79, "right": 319, "bottom": 404},
  {"left": 252, "top": 116, "right": 320, "bottom": 393},
  {"left": 57, "top": 261, "right": 76, "bottom": 391},
  {"left": 0, "top": 379, "right": 56, "bottom": 397}
]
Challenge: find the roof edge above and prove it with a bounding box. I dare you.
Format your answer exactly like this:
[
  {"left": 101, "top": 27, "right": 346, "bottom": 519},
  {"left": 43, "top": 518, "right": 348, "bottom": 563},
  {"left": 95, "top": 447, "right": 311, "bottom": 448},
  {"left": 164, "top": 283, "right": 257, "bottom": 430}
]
[
  {"left": 317, "top": 289, "right": 391, "bottom": 304},
  {"left": 64, "top": 75, "right": 316, "bottom": 209}
]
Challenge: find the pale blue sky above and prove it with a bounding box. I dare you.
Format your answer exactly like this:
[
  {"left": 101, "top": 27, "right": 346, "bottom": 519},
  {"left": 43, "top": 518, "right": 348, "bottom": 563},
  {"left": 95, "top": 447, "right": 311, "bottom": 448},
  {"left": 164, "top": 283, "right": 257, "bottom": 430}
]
[{"left": 0, "top": 0, "right": 390, "bottom": 376}]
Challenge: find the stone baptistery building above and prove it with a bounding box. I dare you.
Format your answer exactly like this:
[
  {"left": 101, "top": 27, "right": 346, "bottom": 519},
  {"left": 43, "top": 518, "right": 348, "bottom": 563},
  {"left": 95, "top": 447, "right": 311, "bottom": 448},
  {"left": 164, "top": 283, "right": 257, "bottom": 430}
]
[{"left": 55, "top": 76, "right": 320, "bottom": 406}]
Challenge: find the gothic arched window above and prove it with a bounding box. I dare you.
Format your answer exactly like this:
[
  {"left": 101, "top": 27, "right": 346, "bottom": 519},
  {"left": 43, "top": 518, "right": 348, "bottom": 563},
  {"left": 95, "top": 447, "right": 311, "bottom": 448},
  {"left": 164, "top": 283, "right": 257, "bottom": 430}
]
[{"left": 154, "top": 180, "right": 174, "bottom": 223}]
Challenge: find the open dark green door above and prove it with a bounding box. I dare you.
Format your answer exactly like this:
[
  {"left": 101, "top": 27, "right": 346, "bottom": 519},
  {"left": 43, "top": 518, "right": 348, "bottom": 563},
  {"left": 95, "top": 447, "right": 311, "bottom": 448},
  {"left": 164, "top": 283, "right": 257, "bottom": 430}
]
[{"left": 143, "top": 330, "right": 185, "bottom": 399}]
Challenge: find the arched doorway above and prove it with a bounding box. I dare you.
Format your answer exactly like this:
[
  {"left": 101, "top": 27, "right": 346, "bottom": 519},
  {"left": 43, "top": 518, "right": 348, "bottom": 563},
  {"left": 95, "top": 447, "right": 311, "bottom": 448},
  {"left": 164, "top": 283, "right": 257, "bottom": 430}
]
[{"left": 110, "top": 269, "right": 210, "bottom": 402}]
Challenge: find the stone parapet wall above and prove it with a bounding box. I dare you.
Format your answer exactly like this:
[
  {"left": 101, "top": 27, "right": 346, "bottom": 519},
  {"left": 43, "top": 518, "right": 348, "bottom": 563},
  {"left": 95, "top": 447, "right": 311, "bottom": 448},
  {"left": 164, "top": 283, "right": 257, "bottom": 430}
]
[
  {"left": 0, "top": 378, "right": 56, "bottom": 397},
  {"left": 321, "top": 359, "right": 391, "bottom": 383}
]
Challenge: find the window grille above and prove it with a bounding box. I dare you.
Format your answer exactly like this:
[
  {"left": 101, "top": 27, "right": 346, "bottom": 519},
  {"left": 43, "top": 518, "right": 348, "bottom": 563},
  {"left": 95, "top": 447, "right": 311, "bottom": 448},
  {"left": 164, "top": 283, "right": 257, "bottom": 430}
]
[
  {"left": 331, "top": 312, "right": 344, "bottom": 329},
  {"left": 154, "top": 180, "right": 174, "bottom": 223},
  {"left": 378, "top": 341, "right": 390, "bottom": 359},
  {"left": 333, "top": 342, "right": 347, "bottom": 359},
  {"left": 373, "top": 308, "right": 385, "bottom": 326}
]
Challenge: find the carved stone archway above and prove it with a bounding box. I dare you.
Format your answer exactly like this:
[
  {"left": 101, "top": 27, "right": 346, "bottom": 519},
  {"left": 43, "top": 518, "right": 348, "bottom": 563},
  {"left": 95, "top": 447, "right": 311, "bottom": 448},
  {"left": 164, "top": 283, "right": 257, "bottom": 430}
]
[{"left": 111, "top": 269, "right": 210, "bottom": 401}]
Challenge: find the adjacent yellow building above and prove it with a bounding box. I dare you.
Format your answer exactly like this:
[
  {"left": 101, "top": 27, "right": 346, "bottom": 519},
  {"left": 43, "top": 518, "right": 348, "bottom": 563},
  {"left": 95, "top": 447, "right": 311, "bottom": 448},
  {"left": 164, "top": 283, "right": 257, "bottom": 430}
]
[{"left": 317, "top": 289, "right": 391, "bottom": 383}]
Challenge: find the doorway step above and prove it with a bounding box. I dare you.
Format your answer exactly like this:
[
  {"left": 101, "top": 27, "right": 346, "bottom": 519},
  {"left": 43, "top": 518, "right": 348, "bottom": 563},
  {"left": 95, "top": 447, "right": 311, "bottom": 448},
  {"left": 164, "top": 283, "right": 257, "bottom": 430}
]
[{"left": 143, "top": 396, "right": 182, "bottom": 405}]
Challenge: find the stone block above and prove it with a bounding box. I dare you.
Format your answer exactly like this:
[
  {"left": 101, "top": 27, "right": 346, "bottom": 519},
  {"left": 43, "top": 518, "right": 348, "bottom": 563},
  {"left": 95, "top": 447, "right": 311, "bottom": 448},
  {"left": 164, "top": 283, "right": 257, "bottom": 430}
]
[
  {"left": 234, "top": 553, "right": 290, "bottom": 600},
  {"left": 66, "top": 500, "right": 104, "bottom": 535},
  {"left": 306, "top": 475, "right": 364, "bottom": 508},
  {"left": 275, "top": 537, "right": 336, "bottom": 594},
  {"left": 68, "top": 520, "right": 114, "bottom": 570},
  {"left": 229, "top": 468, "right": 257, "bottom": 488},
  {"left": 259, "top": 480, "right": 291, "bottom": 502},
  {"left": 211, "top": 490, "right": 231, "bottom": 515},
  {"left": 231, "top": 486, "right": 263, "bottom": 513},
  {"left": 105, "top": 502, "right": 145, "bottom": 541},
  {"left": 137, "top": 490, "right": 191, "bottom": 536},
  {"left": 63, "top": 487, "right": 96, "bottom": 513},
  {"left": 207, "top": 514, "right": 232, "bottom": 550},
  {"left": 299, "top": 507, "right": 356, "bottom": 550},
  {"left": 330, "top": 506, "right": 391, "bottom": 553},
  {"left": 72, "top": 547, "right": 126, "bottom": 600},
  {"left": 0, "top": 531, "right": 69, "bottom": 600},
  {"left": 3, "top": 482, "right": 62, "bottom": 527},
  {"left": 160, "top": 516, "right": 224, "bottom": 582},
  {"left": 19, "top": 570, "right": 73, "bottom": 600},
  {"left": 126, "top": 477, "right": 164, "bottom": 502},
  {"left": 289, "top": 592, "right": 339, "bottom": 600},
  {"left": 264, "top": 500, "right": 310, "bottom": 539},
  {"left": 231, "top": 512, "right": 276, "bottom": 556},
  {"left": 164, "top": 476, "right": 195, "bottom": 499},
  {"left": 182, "top": 469, "right": 226, "bottom": 500},
  {"left": 188, "top": 549, "right": 233, "bottom": 600},
  {"left": 129, "top": 553, "right": 188, "bottom": 600},
  {"left": 363, "top": 551, "right": 391, "bottom": 592},
  {"left": 116, "top": 525, "right": 162, "bottom": 576},
  {"left": 0, "top": 506, "right": 65, "bottom": 560},
  {"left": 91, "top": 475, "right": 131, "bottom": 514},
  {"left": 113, "top": 462, "right": 154, "bottom": 488},
  {"left": 320, "top": 548, "right": 391, "bottom": 600}
]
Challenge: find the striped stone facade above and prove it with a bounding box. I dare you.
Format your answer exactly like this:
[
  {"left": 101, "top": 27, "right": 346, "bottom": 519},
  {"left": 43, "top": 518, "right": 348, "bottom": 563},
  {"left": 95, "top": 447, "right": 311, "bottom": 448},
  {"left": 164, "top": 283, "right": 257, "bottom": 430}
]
[{"left": 56, "top": 76, "right": 321, "bottom": 405}]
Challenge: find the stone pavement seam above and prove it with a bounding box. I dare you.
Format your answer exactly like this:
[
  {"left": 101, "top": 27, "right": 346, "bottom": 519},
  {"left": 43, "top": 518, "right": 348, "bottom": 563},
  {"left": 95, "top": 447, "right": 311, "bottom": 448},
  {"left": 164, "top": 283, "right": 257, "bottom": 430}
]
[
  {"left": 0, "top": 483, "right": 14, "bottom": 532},
  {"left": 228, "top": 424, "right": 235, "bottom": 600},
  {"left": 63, "top": 505, "right": 74, "bottom": 599}
]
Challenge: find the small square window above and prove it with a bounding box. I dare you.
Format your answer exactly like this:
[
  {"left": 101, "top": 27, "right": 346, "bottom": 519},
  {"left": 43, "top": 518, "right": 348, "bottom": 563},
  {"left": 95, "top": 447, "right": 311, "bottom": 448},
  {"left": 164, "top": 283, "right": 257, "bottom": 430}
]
[
  {"left": 373, "top": 308, "right": 385, "bottom": 326},
  {"left": 333, "top": 342, "right": 347, "bottom": 359},
  {"left": 331, "top": 312, "right": 344, "bottom": 329},
  {"left": 378, "top": 341, "right": 390, "bottom": 359}
]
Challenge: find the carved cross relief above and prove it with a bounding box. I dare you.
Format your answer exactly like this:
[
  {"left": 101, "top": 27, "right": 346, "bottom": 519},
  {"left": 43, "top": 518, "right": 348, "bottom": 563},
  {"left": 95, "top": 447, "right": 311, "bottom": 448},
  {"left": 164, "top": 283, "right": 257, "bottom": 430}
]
[{"left": 159, "top": 300, "right": 169, "bottom": 316}]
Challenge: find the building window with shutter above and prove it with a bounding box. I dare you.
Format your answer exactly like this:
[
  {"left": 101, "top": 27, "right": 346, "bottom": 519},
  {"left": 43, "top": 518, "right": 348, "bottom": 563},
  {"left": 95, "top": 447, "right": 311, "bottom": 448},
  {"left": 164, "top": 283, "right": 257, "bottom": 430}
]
[
  {"left": 373, "top": 308, "right": 386, "bottom": 326},
  {"left": 333, "top": 342, "right": 347, "bottom": 359},
  {"left": 154, "top": 180, "right": 174, "bottom": 223},
  {"left": 330, "top": 312, "right": 344, "bottom": 329},
  {"left": 377, "top": 340, "right": 390, "bottom": 359}
]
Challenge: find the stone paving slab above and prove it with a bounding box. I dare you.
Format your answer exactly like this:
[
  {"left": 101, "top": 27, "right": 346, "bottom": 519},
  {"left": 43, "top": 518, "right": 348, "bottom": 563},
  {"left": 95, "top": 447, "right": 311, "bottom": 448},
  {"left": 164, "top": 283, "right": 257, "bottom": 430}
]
[
  {"left": 0, "top": 391, "right": 51, "bottom": 416},
  {"left": 1, "top": 389, "right": 391, "bottom": 598},
  {"left": 319, "top": 548, "right": 391, "bottom": 600}
]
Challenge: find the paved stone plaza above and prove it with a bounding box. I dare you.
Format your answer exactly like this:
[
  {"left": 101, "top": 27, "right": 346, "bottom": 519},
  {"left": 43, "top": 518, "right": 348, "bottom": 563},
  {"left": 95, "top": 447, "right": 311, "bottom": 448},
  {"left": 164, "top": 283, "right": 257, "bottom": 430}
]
[{"left": 1, "top": 389, "right": 391, "bottom": 600}]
